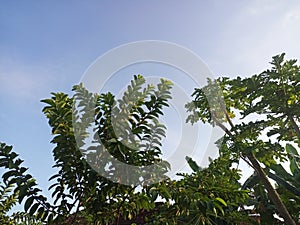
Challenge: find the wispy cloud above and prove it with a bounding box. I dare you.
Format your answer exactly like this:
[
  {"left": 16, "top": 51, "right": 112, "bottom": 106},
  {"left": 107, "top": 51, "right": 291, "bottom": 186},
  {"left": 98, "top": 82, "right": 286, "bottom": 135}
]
[
  {"left": 210, "top": 2, "right": 300, "bottom": 77},
  {"left": 0, "top": 57, "right": 57, "bottom": 103}
]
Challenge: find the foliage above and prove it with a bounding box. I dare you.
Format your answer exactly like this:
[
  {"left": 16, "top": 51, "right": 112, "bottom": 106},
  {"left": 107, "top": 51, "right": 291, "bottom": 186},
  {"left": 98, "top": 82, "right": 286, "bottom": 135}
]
[
  {"left": 0, "top": 74, "right": 249, "bottom": 224},
  {"left": 186, "top": 53, "right": 300, "bottom": 224},
  {"left": 2, "top": 75, "right": 174, "bottom": 224},
  {"left": 0, "top": 182, "right": 17, "bottom": 224},
  {"left": 268, "top": 144, "right": 300, "bottom": 220},
  {"left": 1, "top": 54, "right": 300, "bottom": 224},
  {"left": 161, "top": 155, "right": 250, "bottom": 225},
  {"left": 241, "top": 143, "right": 300, "bottom": 224},
  {"left": 0, "top": 143, "right": 43, "bottom": 225}
]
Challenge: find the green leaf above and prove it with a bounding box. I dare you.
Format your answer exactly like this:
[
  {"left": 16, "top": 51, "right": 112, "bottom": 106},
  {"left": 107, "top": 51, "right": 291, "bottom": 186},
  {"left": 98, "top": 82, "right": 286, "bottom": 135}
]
[
  {"left": 268, "top": 172, "right": 300, "bottom": 195},
  {"left": 286, "top": 144, "right": 300, "bottom": 176},
  {"left": 215, "top": 197, "right": 227, "bottom": 206},
  {"left": 2, "top": 170, "right": 19, "bottom": 182},
  {"left": 186, "top": 156, "right": 201, "bottom": 172},
  {"left": 29, "top": 202, "right": 39, "bottom": 215},
  {"left": 47, "top": 213, "right": 54, "bottom": 224},
  {"left": 286, "top": 144, "right": 298, "bottom": 156},
  {"left": 24, "top": 196, "right": 34, "bottom": 212}
]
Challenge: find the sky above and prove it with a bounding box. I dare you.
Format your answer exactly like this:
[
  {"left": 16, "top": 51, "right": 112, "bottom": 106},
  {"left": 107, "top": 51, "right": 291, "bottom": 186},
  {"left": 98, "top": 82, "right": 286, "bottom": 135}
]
[{"left": 1, "top": 0, "right": 300, "bottom": 205}]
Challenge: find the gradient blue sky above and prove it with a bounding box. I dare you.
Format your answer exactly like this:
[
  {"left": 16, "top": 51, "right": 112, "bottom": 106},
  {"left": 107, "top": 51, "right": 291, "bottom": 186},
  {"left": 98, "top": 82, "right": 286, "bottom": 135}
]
[{"left": 1, "top": 1, "right": 300, "bottom": 203}]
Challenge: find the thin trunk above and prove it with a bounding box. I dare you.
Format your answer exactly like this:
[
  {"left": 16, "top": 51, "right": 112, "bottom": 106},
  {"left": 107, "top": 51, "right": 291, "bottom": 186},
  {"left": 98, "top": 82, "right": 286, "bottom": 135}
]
[
  {"left": 247, "top": 152, "right": 296, "bottom": 225},
  {"left": 212, "top": 113, "right": 296, "bottom": 224}
]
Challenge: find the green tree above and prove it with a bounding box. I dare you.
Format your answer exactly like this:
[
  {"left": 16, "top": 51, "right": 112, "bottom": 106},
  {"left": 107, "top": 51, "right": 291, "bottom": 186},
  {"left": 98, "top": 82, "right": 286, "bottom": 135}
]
[
  {"left": 0, "top": 75, "right": 247, "bottom": 224},
  {"left": 186, "top": 53, "right": 300, "bottom": 224},
  {"left": 2, "top": 54, "right": 300, "bottom": 224},
  {"left": 0, "top": 143, "right": 43, "bottom": 225}
]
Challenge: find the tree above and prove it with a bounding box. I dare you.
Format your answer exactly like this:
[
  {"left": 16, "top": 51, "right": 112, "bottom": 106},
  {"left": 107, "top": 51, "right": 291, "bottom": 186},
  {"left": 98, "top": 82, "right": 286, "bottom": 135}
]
[
  {"left": 0, "top": 143, "right": 43, "bottom": 225},
  {"left": 1, "top": 54, "right": 300, "bottom": 224},
  {"left": 0, "top": 75, "right": 247, "bottom": 224},
  {"left": 186, "top": 53, "right": 300, "bottom": 224},
  {"left": 242, "top": 143, "right": 300, "bottom": 224}
]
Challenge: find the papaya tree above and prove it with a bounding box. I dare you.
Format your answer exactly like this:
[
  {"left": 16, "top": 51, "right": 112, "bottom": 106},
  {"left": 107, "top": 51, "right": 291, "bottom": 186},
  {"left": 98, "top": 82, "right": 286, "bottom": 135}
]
[{"left": 186, "top": 53, "right": 300, "bottom": 224}]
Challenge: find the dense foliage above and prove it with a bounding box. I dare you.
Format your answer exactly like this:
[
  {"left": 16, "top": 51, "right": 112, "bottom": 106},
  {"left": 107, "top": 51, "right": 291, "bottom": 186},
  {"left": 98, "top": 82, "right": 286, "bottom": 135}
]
[
  {"left": 0, "top": 55, "right": 300, "bottom": 224},
  {"left": 187, "top": 53, "right": 300, "bottom": 224}
]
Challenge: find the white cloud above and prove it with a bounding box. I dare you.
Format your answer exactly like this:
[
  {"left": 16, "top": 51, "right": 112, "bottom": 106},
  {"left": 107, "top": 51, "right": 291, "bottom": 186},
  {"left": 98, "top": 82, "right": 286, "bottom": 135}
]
[
  {"left": 0, "top": 58, "right": 56, "bottom": 102},
  {"left": 244, "top": 0, "right": 285, "bottom": 16},
  {"left": 210, "top": 2, "right": 300, "bottom": 77}
]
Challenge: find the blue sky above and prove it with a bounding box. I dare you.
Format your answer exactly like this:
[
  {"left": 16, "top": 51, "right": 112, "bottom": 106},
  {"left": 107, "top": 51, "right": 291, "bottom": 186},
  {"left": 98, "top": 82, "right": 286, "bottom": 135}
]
[{"left": 1, "top": 0, "right": 300, "bottom": 204}]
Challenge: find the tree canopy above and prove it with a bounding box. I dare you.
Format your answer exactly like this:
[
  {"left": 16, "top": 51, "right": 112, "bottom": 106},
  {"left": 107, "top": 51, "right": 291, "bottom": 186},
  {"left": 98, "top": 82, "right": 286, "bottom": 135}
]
[{"left": 1, "top": 54, "right": 300, "bottom": 224}]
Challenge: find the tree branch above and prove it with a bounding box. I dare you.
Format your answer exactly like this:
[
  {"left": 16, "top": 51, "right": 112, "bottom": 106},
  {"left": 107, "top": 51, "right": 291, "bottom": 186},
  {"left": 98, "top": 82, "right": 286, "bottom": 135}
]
[
  {"left": 288, "top": 114, "right": 300, "bottom": 141},
  {"left": 211, "top": 112, "right": 232, "bottom": 136},
  {"left": 212, "top": 108, "right": 296, "bottom": 224}
]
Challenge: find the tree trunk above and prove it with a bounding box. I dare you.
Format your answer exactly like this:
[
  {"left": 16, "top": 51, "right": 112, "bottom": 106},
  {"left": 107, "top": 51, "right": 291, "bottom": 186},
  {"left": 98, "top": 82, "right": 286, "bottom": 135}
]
[{"left": 247, "top": 152, "right": 296, "bottom": 225}]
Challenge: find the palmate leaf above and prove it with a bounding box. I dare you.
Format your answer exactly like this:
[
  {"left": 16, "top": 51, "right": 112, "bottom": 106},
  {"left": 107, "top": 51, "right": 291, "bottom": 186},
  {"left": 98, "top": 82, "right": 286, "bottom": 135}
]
[
  {"left": 286, "top": 144, "right": 300, "bottom": 176},
  {"left": 242, "top": 172, "right": 259, "bottom": 190},
  {"left": 264, "top": 144, "right": 300, "bottom": 199},
  {"left": 269, "top": 164, "right": 296, "bottom": 184},
  {"left": 267, "top": 172, "right": 300, "bottom": 196}
]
